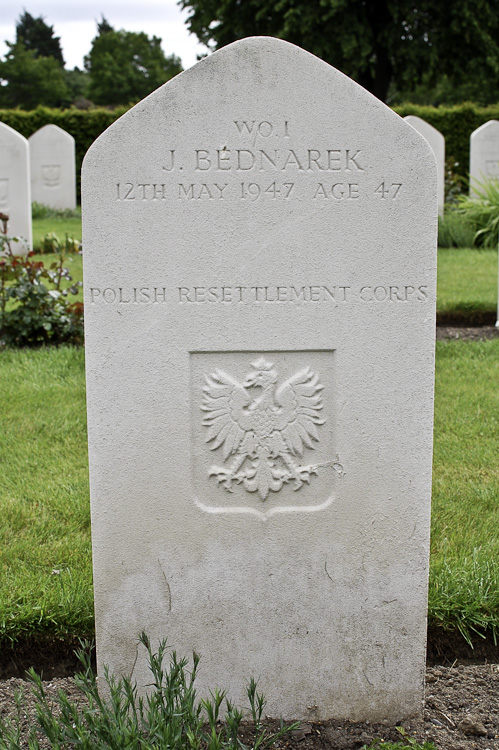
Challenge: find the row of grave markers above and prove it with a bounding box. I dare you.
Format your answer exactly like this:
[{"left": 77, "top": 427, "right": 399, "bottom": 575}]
[
  {"left": 0, "top": 122, "right": 76, "bottom": 253},
  {"left": 406, "top": 116, "right": 499, "bottom": 215},
  {"left": 2, "top": 114, "right": 499, "bottom": 249}
]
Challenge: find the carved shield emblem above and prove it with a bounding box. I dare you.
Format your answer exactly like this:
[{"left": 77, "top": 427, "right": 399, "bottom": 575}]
[
  {"left": 41, "top": 165, "right": 61, "bottom": 187},
  {"left": 191, "top": 350, "right": 342, "bottom": 519},
  {"left": 0, "top": 179, "right": 8, "bottom": 206},
  {"left": 485, "top": 160, "right": 499, "bottom": 177}
]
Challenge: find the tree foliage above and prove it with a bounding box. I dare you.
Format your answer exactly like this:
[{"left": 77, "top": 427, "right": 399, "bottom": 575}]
[
  {"left": 84, "top": 29, "right": 182, "bottom": 105},
  {"left": 96, "top": 15, "right": 114, "bottom": 35},
  {"left": 0, "top": 43, "right": 69, "bottom": 109},
  {"left": 179, "top": 0, "right": 499, "bottom": 103},
  {"left": 15, "top": 10, "right": 64, "bottom": 66}
]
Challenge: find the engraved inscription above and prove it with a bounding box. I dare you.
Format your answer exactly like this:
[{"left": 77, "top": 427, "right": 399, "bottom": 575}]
[
  {"left": 178, "top": 285, "right": 349, "bottom": 303},
  {"left": 194, "top": 148, "right": 365, "bottom": 172},
  {"left": 112, "top": 116, "right": 411, "bottom": 205},
  {"left": 374, "top": 182, "right": 402, "bottom": 199},
  {"left": 240, "top": 182, "right": 294, "bottom": 200},
  {"left": 87, "top": 283, "right": 428, "bottom": 305},
  {"left": 202, "top": 358, "right": 325, "bottom": 501},
  {"left": 233, "top": 120, "right": 290, "bottom": 138}
]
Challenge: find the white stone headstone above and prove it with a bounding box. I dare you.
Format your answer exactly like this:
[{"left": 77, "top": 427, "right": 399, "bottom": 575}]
[
  {"left": 470, "top": 120, "right": 499, "bottom": 196},
  {"left": 0, "top": 122, "right": 32, "bottom": 254},
  {"left": 82, "top": 37, "right": 437, "bottom": 723},
  {"left": 29, "top": 124, "right": 76, "bottom": 210},
  {"left": 404, "top": 115, "right": 444, "bottom": 216}
]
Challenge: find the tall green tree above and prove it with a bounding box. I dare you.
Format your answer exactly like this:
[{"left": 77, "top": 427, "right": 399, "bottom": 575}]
[
  {"left": 84, "top": 28, "right": 182, "bottom": 105},
  {"left": 0, "top": 42, "right": 69, "bottom": 108},
  {"left": 96, "top": 15, "right": 114, "bottom": 35},
  {"left": 179, "top": 0, "right": 499, "bottom": 103},
  {"left": 15, "top": 10, "right": 64, "bottom": 66}
]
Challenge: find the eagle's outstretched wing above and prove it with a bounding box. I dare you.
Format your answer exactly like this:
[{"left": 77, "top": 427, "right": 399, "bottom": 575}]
[
  {"left": 201, "top": 370, "right": 253, "bottom": 459},
  {"left": 274, "top": 367, "right": 324, "bottom": 456}
]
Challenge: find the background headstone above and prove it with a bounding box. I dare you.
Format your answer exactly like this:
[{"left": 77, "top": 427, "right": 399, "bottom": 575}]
[
  {"left": 83, "top": 37, "right": 437, "bottom": 722},
  {"left": 470, "top": 120, "right": 499, "bottom": 196},
  {"left": 404, "top": 115, "right": 445, "bottom": 215},
  {"left": 0, "top": 122, "right": 31, "bottom": 254},
  {"left": 29, "top": 124, "right": 76, "bottom": 210}
]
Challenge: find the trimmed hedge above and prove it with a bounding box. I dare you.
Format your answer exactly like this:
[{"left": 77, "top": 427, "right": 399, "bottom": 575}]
[{"left": 2, "top": 102, "right": 499, "bottom": 199}]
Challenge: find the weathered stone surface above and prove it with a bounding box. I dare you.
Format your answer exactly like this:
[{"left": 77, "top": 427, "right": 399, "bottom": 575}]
[
  {"left": 29, "top": 124, "right": 76, "bottom": 210},
  {"left": 470, "top": 119, "right": 499, "bottom": 195},
  {"left": 404, "top": 115, "right": 444, "bottom": 216},
  {"left": 82, "top": 37, "right": 437, "bottom": 722},
  {"left": 0, "top": 121, "right": 31, "bottom": 254}
]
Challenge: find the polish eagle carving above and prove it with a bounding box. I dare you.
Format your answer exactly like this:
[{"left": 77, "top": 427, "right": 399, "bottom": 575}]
[{"left": 201, "top": 358, "right": 325, "bottom": 500}]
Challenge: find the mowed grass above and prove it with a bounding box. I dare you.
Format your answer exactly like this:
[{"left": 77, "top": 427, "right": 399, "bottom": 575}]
[
  {"left": 429, "top": 339, "right": 499, "bottom": 641},
  {"left": 0, "top": 341, "right": 498, "bottom": 644},
  {"left": 0, "top": 347, "right": 92, "bottom": 641},
  {"left": 437, "top": 247, "right": 497, "bottom": 318}
]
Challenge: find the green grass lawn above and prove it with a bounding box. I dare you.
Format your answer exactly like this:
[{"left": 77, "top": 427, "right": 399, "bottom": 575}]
[
  {"left": 0, "top": 341, "right": 498, "bottom": 644},
  {"left": 430, "top": 339, "right": 499, "bottom": 641},
  {"left": 0, "top": 347, "right": 92, "bottom": 641},
  {"left": 437, "top": 247, "right": 498, "bottom": 319}
]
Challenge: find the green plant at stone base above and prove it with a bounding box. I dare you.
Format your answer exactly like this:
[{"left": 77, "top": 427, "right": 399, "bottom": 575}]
[
  {"left": 455, "top": 177, "right": 499, "bottom": 247},
  {"left": 0, "top": 633, "right": 299, "bottom": 749},
  {"left": 362, "top": 741, "right": 436, "bottom": 750},
  {"left": 0, "top": 215, "right": 83, "bottom": 347}
]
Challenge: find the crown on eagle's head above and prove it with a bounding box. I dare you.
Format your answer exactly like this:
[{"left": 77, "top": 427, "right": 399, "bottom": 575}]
[{"left": 250, "top": 357, "right": 275, "bottom": 371}]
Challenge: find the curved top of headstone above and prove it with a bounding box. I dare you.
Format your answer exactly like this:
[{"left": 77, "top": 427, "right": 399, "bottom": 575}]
[
  {"left": 29, "top": 123, "right": 75, "bottom": 145},
  {"left": 83, "top": 36, "right": 434, "bottom": 172},
  {"left": 0, "top": 119, "right": 29, "bottom": 147},
  {"left": 404, "top": 115, "right": 444, "bottom": 147},
  {"left": 471, "top": 119, "right": 499, "bottom": 139}
]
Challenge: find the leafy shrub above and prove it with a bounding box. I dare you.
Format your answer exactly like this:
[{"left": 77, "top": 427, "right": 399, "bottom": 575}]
[
  {"left": 39, "top": 231, "right": 80, "bottom": 255},
  {"left": 438, "top": 210, "right": 476, "bottom": 248},
  {"left": 0, "top": 215, "right": 83, "bottom": 347},
  {"left": 455, "top": 177, "right": 499, "bottom": 247},
  {"left": 444, "top": 157, "right": 467, "bottom": 205},
  {"left": 0, "top": 633, "right": 298, "bottom": 749}
]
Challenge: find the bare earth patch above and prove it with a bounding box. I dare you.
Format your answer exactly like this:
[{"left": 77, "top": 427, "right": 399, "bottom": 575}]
[
  {"left": 0, "top": 663, "right": 498, "bottom": 749},
  {"left": 436, "top": 326, "right": 499, "bottom": 342}
]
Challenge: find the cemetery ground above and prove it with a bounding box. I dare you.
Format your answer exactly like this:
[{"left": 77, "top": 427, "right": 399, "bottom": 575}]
[
  {"left": 0, "top": 328, "right": 498, "bottom": 749},
  {"left": 0, "top": 216, "right": 498, "bottom": 748}
]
